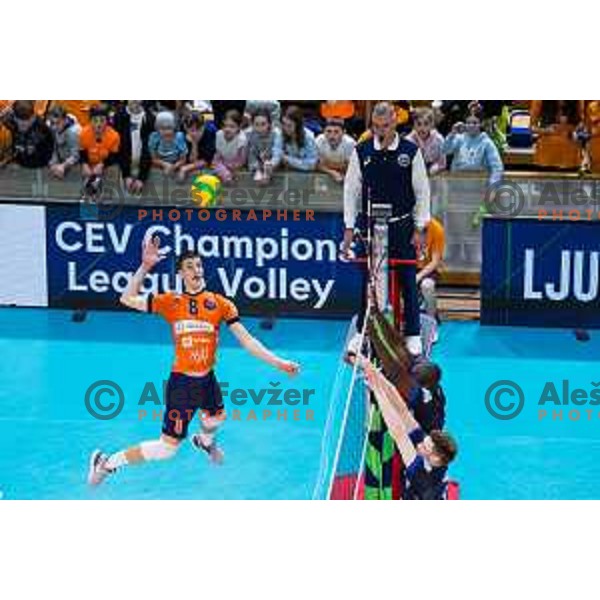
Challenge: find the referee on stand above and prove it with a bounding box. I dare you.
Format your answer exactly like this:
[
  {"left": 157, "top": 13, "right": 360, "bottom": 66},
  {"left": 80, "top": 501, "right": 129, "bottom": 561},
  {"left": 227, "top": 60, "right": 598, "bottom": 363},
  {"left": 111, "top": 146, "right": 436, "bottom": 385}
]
[{"left": 342, "top": 101, "right": 431, "bottom": 357}]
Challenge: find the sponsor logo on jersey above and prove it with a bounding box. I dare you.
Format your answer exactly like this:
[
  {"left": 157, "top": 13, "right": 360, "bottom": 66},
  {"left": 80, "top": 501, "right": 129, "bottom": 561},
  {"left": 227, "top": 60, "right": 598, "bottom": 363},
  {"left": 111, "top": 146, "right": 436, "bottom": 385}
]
[
  {"left": 204, "top": 297, "right": 217, "bottom": 310},
  {"left": 174, "top": 320, "right": 215, "bottom": 335},
  {"left": 397, "top": 153, "right": 411, "bottom": 167}
]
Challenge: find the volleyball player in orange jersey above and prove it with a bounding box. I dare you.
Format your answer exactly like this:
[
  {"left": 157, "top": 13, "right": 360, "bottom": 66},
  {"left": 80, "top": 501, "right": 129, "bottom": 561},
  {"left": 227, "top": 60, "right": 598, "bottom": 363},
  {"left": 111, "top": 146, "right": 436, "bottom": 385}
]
[{"left": 88, "top": 236, "right": 299, "bottom": 485}]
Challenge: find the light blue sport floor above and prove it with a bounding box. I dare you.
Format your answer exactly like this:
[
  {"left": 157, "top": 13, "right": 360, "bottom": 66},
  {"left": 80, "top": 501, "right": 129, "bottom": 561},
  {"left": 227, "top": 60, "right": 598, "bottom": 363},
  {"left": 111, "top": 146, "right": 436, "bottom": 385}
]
[
  {"left": 1, "top": 307, "right": 599, "bottom": 499},
  {"left": 0, "top": 308, "right": 347, "bottom": 500},
  {"left": 434, "top": 322, "right": 600, "bottom": 499}
]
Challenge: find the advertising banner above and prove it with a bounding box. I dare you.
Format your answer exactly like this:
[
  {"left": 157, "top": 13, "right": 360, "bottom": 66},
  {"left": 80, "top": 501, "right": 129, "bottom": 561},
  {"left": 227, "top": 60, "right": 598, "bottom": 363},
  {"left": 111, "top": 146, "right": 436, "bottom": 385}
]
[
  {"left": 482, "top": 217, "right": 600, "bottom": 327},
  {"left": 45, "top": 204, "right": 362, "bottom": 317}
]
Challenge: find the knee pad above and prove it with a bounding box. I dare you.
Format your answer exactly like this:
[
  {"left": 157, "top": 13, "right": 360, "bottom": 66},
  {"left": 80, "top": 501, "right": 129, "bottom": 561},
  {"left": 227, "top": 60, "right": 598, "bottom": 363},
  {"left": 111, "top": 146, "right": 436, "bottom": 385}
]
[{"left": 140, "top": 439, "right": 178, "bottom": 461}]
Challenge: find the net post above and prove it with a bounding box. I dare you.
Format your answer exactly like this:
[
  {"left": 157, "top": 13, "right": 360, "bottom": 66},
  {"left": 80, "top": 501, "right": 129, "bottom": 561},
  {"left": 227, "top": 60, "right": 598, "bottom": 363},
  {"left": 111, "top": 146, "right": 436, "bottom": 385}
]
[{"left": 363, "top": 203, "right": 400, "bottom": 500}]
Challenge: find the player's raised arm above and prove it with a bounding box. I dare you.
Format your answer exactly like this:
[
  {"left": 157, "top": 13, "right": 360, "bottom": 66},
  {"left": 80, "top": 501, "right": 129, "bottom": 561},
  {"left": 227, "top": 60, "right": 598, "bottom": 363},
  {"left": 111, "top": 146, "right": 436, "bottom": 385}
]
[
  {"left": 361, "top": 360, "right": 418, "bottom": 466},
  {"left": 228, "top": 321, "right": 300, "bottom": 377},
  {"left": 358, "top": 356, "right": 419, "bottom": 431},
  {"left": 120, "top": 235, "right": 165, "bottom": 312}
]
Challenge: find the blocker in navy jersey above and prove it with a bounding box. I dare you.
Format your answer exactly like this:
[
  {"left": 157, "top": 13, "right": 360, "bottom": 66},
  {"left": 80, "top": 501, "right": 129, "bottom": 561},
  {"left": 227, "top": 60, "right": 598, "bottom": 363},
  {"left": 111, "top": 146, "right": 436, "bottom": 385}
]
[{"left": 404, "top": 427, "right": 448, "bottom": 500}]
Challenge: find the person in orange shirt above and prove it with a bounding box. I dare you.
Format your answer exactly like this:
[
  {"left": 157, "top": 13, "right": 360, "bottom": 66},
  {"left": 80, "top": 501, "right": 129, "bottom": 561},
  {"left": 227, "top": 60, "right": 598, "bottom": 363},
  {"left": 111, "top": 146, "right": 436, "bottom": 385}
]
[
  {"left": 88, "top": 236, "right": 300, "bottom": 485},
  {"left": 48, "top": 100, "right": 99, "bottom": 126},
  {"left": 79, "top": 104, "right": 120, "bottom": 182},
  {"left": 416, "top": 217, "right": 445, "bottom": 324},
  {"left": 0, "top": 101, "right": 14, "bottom": 163},
  {"left": 585, "top": 101, "right": 600, "bottom": 172}
]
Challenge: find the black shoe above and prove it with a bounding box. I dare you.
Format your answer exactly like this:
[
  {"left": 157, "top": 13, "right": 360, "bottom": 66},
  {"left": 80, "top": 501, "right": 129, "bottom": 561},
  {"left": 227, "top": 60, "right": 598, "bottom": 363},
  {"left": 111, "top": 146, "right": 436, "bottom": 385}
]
[{"left": 191, "top": 434, "right": 224, "bottom": 464}]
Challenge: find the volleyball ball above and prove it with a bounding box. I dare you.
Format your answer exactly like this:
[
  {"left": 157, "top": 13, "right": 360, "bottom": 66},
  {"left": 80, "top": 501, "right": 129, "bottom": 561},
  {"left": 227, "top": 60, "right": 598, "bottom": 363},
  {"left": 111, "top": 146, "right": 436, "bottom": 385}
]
[{"left": 190, "top": 173, "right": 222, "bottom": 207}]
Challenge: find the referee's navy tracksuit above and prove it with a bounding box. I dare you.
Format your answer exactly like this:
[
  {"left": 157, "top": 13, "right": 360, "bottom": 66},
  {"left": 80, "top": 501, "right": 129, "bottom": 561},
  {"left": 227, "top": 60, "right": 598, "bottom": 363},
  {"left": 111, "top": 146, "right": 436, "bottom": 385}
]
[{"left": 351, "top": 136, "right": 425, "bottom": 336}]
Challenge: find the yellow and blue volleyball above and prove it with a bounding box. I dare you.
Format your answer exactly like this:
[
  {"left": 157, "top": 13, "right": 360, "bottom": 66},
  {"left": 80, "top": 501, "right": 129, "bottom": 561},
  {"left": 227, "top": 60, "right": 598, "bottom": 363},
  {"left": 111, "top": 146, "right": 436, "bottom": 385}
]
[{"left": 190, "top": 173, "right": 222, "bottom": 207}]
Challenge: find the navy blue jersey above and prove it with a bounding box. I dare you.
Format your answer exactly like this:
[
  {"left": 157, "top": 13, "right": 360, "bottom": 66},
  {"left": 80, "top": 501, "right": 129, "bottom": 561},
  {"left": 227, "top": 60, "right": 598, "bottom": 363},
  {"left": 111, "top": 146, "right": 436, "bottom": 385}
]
[
  {"left": 404, "top": 428, "right": 447, "bottom": 500},
  {"left": 409, "top": 386, "right": 446, "bottom": 434}
]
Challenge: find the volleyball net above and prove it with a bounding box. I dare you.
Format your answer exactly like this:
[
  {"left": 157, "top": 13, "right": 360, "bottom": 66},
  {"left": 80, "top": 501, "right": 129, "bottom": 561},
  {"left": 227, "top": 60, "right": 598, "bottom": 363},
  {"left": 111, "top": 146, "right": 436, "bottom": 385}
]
[{"left": 313, "top": 202, "right": 439, "bottom": 500}]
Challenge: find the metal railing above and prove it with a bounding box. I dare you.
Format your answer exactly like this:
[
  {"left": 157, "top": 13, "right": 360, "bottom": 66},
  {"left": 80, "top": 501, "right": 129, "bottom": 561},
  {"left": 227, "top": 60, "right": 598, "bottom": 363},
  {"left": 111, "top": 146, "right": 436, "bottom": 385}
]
[{"left": 2, "top": 166, "right": 599, "bottom": 276}]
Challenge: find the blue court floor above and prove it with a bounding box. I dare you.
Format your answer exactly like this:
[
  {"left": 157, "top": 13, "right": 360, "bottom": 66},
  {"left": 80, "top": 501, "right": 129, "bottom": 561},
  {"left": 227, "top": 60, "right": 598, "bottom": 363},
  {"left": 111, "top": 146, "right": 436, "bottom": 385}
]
[
  {"left": 433, "top": 321, "right": 600, "bottom": 499},
  {"left": 0, "top": 308, "right": 347, "bottom": 500},
  {"left": 1, "top": 307, "right": 599, "bottom": 499}
]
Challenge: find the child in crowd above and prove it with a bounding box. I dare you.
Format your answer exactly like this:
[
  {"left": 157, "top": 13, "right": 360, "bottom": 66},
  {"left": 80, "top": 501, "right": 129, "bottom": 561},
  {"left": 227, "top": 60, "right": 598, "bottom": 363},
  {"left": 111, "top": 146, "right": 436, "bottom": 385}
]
[
  {"left": 442, "top": 107, "right": 503, "bottom": 184},
  {"left": 247, "top": 109, "right": 282, "bottom": 184},
  {"left": 281, "top": 105, "right": 318, "bottom": 172},
  {"left": 245, "top": 101, "right": 281, "bottom": 127},
  {"left": 213, "top": 110, "right": 248, "bottom": 182},
  {"left": 79, "top": 104, "right": 120, "bottom": 184},
  {"left": 406, "top": 107, "right": 446, "bottom": 176},
  {"left": 315, "top": 118, "right": 355, "bottom": 183},
  {"left": 178, "top": 110, "right": 217, "bottom": 182},
  {"left": 148, "top": 111, "right": 187, "bottom": 177},
  {"left": 47, "top": 105, "right": 81, "bottom": 179}
]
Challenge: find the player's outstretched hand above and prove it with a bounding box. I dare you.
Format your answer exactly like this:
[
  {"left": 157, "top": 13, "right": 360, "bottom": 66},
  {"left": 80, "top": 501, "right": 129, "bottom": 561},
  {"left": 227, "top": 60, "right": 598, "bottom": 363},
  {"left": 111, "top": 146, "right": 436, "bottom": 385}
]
[
  {"left": 279, "top": 360, "right": 300, "bottom": 377},
  {"left": 362, "top": 361, "right": 379, "bottom": 389},
  {"left": 142, "top": 235, "right": 165, "bottom": 270}
]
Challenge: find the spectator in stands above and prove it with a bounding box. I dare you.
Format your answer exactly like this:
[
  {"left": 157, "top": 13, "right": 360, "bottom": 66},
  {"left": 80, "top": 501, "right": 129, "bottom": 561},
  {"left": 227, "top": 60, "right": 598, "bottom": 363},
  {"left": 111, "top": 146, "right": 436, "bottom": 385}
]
[
  {"left": 532, "top": 100, "right": 581, "bottom": 131},
  {"left": 247, "top": 109, "right": 283, "bottom": 185},
  {"left": 245, "top": 101, "right": 281, "bottom": 127},
  {"left": 188, "top": 100, "right": 214, "bottom": 120},
  {"left": 148, "top": 111, "right": 187, "bottom": 177},
  {"left": 212, "top": 101, "right": 246, "bottom": 127},
  {"left": 80, "top": 104, "right": 121, "bottom": 181},
  {"left": 178, "top": 110, "right": 217, "bottom": 182},
  {"left": 0, "top": 100, "right": 53, "bottom": 169},
  {"left": 531, "top": 100, "right": 583, "bottom": 170},
  {"left": 315, "top": 118, "right": 355, "bottom": 183},
  {"left": 585, "top": 100, "right": 600, "bottom": 172},
  {"left": 416, "top": 217, "right": 445, "bottom": 340},
  {"left": 436, "top": 101, "right": 470, "bottom": 136},
  {"left": 112, "top": 101, "right": 154, "bottom": 194},
  {"left": 0, "top": 102, "right": 14, "bottom": 166},
  {"left": 48, "top": 101, "right": 99, "bottom": 127},
  {"left": 317, "top": 100, "right": 368, "bottom": 140},
  {"left": 391, "top": 100, "right": 413, "bottom": 136},
  {"left": 47, "top": 105, "right": 80, "bottom": 179},
  {"left": 442, "top": 108, "right": 503, "bottom": 184},
  {"left": 213, "top": 110, "right": 248, "bottom": 183},
  {"left": 281, "top": 105, "right": 318, "bottom": 172},
  {"left": 145, "top": 100, "right": 178, "bottom": 115},
  {"left": 406, "top": 107, "right": 446, "bottom": 176}
]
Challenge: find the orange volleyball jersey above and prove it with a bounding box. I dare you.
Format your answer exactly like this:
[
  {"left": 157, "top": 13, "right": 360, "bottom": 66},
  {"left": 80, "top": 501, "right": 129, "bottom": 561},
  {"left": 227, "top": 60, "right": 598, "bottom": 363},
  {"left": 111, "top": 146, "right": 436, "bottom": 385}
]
[{"left": 149, "top": 290, "right": 240, "bottom": 374}]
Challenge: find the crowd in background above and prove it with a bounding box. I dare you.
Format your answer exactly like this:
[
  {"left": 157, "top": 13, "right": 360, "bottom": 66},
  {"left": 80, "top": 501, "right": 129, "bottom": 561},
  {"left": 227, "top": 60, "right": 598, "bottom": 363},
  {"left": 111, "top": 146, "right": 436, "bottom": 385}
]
[{"left": 1, "top": 100, "right": 598, "bottom": 196}]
